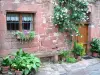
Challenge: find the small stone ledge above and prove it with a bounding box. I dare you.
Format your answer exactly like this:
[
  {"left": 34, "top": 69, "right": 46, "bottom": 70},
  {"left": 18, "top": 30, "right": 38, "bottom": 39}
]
[
  {"left": 34, "top": 50, "right": 60, "bottom": 58},
  {"left": 34, "top": 50, "right": 61, "bottom": 62}
]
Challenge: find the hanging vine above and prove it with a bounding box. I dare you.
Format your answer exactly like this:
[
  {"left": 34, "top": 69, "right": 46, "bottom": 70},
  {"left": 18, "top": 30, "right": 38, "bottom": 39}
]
[{"left": 53, "top": 0, "right": 88, "bottom": 36}]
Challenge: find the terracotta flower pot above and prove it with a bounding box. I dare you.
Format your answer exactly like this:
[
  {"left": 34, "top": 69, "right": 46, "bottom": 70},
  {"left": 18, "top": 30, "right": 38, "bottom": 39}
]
[
  {"left": 55, "top": 25, "right": 59, "bottom": 28},
  {"left": 1, "top": 66, "right": 9, "bottom": 74},
  {"left": 15, "top": 70, "right": 22, "bottom": 75},
  {"left": 92, "top": 52, "right": 98, "bottom": 57},
  {"left": 9, "top": 68, "right": 15, "bottom": 75},
  {"left": 74, "top": 55, "right": 82, "bottom": 61},
  {"left": 10, "top": 68, "right": 16, "bottom": 72},
  {"left": 77, "top": 56, "right": 82, "bottom": 61}
]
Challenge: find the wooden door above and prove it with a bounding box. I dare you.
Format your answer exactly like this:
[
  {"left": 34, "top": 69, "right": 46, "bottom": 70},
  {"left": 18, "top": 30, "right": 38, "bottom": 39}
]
[{"left": 75, "top": 25, "right": 88, "bottom": 53}]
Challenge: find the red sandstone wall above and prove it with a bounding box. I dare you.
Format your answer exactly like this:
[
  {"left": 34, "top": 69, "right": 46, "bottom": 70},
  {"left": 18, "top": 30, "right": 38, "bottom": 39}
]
[
  {"left": 86, "top": 1, "right": 100, "bottom": 54},
  {"left": 0, "top": 0, "right": 68, "bottom": 56},
  {"left": 88, "top": 1, "right": 100, "bottom": 41}
]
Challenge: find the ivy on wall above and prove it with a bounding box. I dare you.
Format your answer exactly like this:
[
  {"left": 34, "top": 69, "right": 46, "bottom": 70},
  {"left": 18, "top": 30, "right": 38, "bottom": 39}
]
[{"left": 53, "top": 0, "right": 88, "bottom": 36}]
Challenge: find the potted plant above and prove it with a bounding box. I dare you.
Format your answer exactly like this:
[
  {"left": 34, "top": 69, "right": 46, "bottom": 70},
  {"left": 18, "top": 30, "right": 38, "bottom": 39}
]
[
  {"left": 15, "top": 70, "right": 22, "bottom": 75},
  {"left": 72, "top": 42, "right": 86, "bottom": 61},
  {"left": 1, "top": 56, "right": 12, "bottom": 74},
  {"left": 14, "top": 30, "right": 35, "bottom": 42},
  {"left": 90, "top": 38, "right": 100, "bottom": 57},
  {"left": 11, "top": 48, "right": 41, "bottom": 75},
  {"left": 11, "top": 56, "right": 23, "bottom": 75}
]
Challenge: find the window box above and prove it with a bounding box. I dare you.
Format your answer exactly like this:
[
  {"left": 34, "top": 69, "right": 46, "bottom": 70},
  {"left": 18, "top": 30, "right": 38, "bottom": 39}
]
[{"left": 15, "top": 30, "right": 35, "bottom": 41}]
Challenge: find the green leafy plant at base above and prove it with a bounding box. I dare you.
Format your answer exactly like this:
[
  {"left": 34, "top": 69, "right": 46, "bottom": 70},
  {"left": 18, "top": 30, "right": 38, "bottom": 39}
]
[
  {"left": 59, "top": 50, "right": 77, "bottom": 63},
  {"left": 72, "top": 41, "right": 86, "bottom": 56},
  {"left": 60, "top": 50, "right": 71, "bottom": 58},
  {"left": 66, "top": 57, "right": 77, "bottom": 63},
  {"left": 11, "top": 48, "right": 41, "bottom": 75},
  {"left": 1, "top": 56, "right": 12, "bottom": 66},
  {"left": 53, "top": 0, "right": 88, "bottom": 35},
  {"left": 90, "top": 38, "right": 100, "bottom": 53}
]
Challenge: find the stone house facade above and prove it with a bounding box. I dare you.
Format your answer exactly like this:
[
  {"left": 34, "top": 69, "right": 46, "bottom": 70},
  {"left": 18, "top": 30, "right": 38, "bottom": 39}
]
[
  {"left": 0, "top": 0, "right": 100, "bottom": 57},
  {"left": 0, "top": 0, "right": 68, "bottom": 57}
]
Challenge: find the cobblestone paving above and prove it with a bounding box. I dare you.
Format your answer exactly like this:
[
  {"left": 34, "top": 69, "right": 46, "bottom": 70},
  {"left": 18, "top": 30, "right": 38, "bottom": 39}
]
[{"left": 36, "top": 58, "right": 100, "bottom": 75}]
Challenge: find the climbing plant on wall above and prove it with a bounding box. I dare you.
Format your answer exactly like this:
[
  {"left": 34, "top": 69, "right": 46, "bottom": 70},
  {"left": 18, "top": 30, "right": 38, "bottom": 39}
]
[{"left": 53, "top": 0, "right": 88, "bottom": 36}]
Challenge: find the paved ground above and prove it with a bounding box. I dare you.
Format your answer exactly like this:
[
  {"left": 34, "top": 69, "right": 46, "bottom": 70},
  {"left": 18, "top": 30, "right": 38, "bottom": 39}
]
[{"left": 36, "top": 58, "right": 100, "bottom": 75}]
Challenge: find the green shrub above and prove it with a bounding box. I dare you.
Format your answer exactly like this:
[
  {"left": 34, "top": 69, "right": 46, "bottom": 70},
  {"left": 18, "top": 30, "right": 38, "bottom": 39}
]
[
  {"left": 66, "top": 57, "right": 77, "bottom": 63},
  {"left": 90, "top": 38, "right": 100, "bottom": 53},
  {"left": 59, "top": 50, "right": 77, "bottom": 63},
  {"left": 10, "top": 48, "right": 41, "bottom": 75},
  {"left": 72, "top": 42, "right": 86, "bottom": 56},
  {"left": 53, "top": 0, "right": 88, "bottom": 35},
  {"left": 1, "top": 56, "right": 12, "bottom": 66},
  {"left": 59, "top": 50, "right": 71, "bottom": 58}
]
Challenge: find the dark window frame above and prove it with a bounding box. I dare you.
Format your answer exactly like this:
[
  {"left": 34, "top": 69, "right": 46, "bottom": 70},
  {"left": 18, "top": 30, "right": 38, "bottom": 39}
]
[{"left": 6, "top": 12, "right": 35, "bottom": 31}]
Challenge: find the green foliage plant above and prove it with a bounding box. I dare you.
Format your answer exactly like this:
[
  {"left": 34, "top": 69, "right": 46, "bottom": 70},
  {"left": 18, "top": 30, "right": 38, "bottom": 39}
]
[
  {"left": 90, "top": 38, "right": 100, "bottom": 53},
  {"left": 59, "top": 50, "right": 77, "bottom": 63},
  {"left": 1, "top": 56, "right": 12, "bottom": 66},
  {"left": 66, "top": 57, "right": 77, "bottom": 63},
  {"left": 11, "top": 48, "right": 41, "bottom": 75},
  {"left": 53, "top": 0, "right": 88, "bottom": 35},
  {"left": 60, "top": 50, "right": 71, "bottom": 58},
  {"left": 15, "top": 30, "right": 35, "bottom": 41},
  {"left": 72, "top": 41, "right": 86, "bottom": 56}
]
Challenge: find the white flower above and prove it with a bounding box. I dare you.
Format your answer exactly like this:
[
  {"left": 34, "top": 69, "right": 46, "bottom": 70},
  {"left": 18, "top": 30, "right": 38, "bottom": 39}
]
[
  {"left": 81, "top": 35, "right": 83, "bottom": 38},
  {"left": 76, "top": 34, "right": 78, "bottom": 36},
  {"left": 65, "top": 28, "right": 67, "bottom": 29},
  {"left": 76, "top": 32, "right": 79, "bottom": 33},
  {"left": 71, "top": 35, "right": 73, "bottom": 36}
]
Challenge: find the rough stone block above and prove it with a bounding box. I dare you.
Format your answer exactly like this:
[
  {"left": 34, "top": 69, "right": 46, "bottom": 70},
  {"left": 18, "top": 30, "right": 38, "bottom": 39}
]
[{"left": 54, "top": 55, "right": 58, "bottom": 63}]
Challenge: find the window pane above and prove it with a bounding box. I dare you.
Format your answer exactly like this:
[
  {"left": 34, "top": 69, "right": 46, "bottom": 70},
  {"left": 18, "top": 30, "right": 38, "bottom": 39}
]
[
  {"left": 7, "top": 14, "right": 19, "bottom": 30},
  {"left": 22, "top": 14, "right": 33, "bottom": 30},
  {"left": 22, "top": 22, "right": 30, "bottom": 30},
  {"left": 7, "top": 22, "right": 19, "bottom": 30},
  {"left": 22, "top": 14, "right": 33, "bottom": 21},
  {"left": 7, "top": 14, "right": 19, "bottom": 21}
]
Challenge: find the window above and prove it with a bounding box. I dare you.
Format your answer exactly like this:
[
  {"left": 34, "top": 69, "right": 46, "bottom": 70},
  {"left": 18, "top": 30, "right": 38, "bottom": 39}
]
[
  {"left": 22, "top": 14, "right": 33, "bottom": 30},
  {"left": 6, "top": 13, "right": 34, "bottom": 31},
  {"left": 7, "top": 14, "right": 19, "bottom": 30}
]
